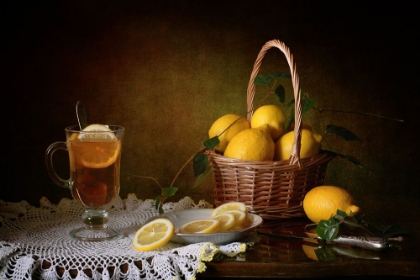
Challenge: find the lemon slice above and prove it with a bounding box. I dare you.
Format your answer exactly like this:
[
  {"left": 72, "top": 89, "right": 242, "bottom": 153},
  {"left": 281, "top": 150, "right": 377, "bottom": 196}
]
[
  {"left": 132, "top": 218, "right": 174, "bottom": 251},
  {"left": 212, "top": 213, "right": 235, "bottom": 232},
  {"left": 78, "top": 124, "right": 116, "bottom": 140},
  {"left": 223, "top": 210, "right": 246, "bottom": 227},
  {"left": 178, "top": 219, "right": 220, "bottom": 234},
  {"left": 211, "top": 202, "right": 247, "bottom": 217},
  {"left": 72, "top": 124, "right": 121, "bottom": 169}
]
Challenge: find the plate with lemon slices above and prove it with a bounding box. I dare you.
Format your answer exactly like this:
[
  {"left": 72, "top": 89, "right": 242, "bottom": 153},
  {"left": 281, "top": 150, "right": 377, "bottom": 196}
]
[{"left": 145, "top": 203, "right": 263, "bottom": 245}]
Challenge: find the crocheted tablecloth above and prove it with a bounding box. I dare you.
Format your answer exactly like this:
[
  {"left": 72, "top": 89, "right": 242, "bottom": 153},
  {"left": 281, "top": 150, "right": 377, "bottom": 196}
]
[{"left": 0, "top": 194, "right": 253, "bottom": 280}]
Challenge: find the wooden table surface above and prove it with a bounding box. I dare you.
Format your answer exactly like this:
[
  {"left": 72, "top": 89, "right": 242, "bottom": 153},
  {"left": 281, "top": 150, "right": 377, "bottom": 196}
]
[{"left": 197, "top": 218, "right": 420, "bottom": 279}]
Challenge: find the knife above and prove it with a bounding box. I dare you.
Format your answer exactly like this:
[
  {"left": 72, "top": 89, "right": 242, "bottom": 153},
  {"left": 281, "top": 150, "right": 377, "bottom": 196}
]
[{"left": 256, "top": 219, "right": 403, "bottom": 251}]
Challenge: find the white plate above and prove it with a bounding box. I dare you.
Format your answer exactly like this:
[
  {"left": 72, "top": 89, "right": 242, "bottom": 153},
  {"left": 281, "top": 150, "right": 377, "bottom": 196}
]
[{"left": 146, "top": 209, "right": 263, "bottom": 245}]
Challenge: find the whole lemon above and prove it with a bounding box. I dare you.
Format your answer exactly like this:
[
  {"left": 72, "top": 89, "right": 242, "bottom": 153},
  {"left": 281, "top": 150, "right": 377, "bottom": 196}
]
[
  {"left": 224, "top": 124, "right": 275, "bottom": 161},
  {"left": 274, "top": 129, "right": 322, "bottom": 161},
  {"left": 250, "top": 105, "right": 287, "bottom": 141},
  {"left": 208, "top": 114, "right": 250, "bottom": 153},
  {"left": 303, "top": 186, "right": 360, "bottom": 223}
]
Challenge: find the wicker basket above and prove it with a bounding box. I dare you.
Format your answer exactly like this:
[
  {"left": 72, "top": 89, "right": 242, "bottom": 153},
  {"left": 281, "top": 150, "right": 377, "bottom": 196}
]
[{"left": 206, "top": 39, "right": 335, "bottom": 220}]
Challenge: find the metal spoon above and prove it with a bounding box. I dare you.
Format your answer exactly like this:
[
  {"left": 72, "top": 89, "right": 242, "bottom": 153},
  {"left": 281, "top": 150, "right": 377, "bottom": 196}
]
[{"left": 76, "top": 101, "right": 88, "bottom": 130}]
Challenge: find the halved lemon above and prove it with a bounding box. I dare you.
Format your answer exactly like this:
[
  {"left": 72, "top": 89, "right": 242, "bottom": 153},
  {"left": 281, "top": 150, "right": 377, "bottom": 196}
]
[
  {"left": 132, "top": 218, "right": 174, "bottom": 251},
  {"left": 211, "top": 202, "right": 247, "bottom": 217},
  {"left": 212, "top": 213, "right": 235, "bottom": 232},
  {"left": 178, "top": 219, "right": 220, "bottom": 234}
]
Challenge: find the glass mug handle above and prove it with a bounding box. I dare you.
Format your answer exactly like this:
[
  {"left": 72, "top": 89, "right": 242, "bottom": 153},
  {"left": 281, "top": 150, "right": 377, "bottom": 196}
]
[{"left": 45, "top": 142, "right": 70, "bottom": 188}]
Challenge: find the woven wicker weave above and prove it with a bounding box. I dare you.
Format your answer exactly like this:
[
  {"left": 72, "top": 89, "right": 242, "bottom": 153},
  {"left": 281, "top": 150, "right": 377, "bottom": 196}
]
[{"left": 206, "top": 39, "right": 335, "bottom": 220}]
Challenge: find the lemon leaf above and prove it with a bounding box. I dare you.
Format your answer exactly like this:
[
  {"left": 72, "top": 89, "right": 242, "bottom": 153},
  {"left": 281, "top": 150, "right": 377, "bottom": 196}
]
[
  {"left": 274, "top": 85, "right": 286, "bottom": 103},
  {"left": 203, "top": 136, "right": 220, "bottom": 150},
  {"left": 193, "top": 153, "right": 208, "bottom": 177},
  {"left": 334, "top": 152, "right": 366, "bottom": 169},
  {"left": 193, "top": 164, "right": 212, "bottom": 188},
  {"left": 316, "top": 218, "right": 340, "bottom": 241},
  {"left": 302, "top": 98, "right": 315, "bottom": 115},
  {"left": 162, "top": 187, "right": 178, "bottom": 198},
  {"left": 325, "top": 124, "right": 361, "bottom": 141},
  {"left": 155, "top": 195, "right": 162, "bottom": 211}
]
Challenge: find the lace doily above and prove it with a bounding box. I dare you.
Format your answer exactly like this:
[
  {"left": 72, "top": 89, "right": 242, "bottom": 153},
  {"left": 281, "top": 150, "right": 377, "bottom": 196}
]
[{"left": 0, "top": 194, "right": 254, "bottom": 280}]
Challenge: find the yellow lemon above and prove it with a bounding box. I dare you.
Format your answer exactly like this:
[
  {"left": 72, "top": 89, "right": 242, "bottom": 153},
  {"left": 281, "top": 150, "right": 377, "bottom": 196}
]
[
  {"left": 178, "top": 219, "right": 221, "bottom": 234},
  {"left": 250, "top": 104, "right": 287, "bottom": 141},
  {"left": 224, "top": 124, "right": 275, "bottom": 161},
  {"left": 274, "top": 128, "right": 322, "bottom": 161},
  {"left": 132, "top": 218, "right": 174, "bottom": 251},
  {"left": 208, "top": 114, "right": 250, "bottom": 153},
  {"left": 303, "top": 186, "right": 360, "bottom": 223}
]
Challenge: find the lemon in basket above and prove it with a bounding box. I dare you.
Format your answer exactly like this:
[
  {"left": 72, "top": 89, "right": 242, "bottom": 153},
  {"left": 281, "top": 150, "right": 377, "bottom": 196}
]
[
  {"left": 250, "top": 104, "right": 287, "bottom": 141},
  {"left": 274, "top": 128, "right": 322, "bottom": 161},
  {"left": 208, "top": 113, "right": 250, "bottom": 153},
  {"left": 303, "top": 186, "right": 360, "bottom": 223},
  {"left": 224, "top": 124, "right": 275, "bottom": 161}
]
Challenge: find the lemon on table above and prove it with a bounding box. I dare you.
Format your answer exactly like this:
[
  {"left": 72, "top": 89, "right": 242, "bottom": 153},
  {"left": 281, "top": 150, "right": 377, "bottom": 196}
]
[
  {"left": 274, "top": 128, "right": 322, "bottom": 161},
  {"left": 224, "top": 124, "right": 275, "bottom": 161},
  {"left": 179, "top": 219, "right": 221, "bottom": 234},
  {"left": 212, "top": 213, "right": 236, "bottom": 231},
  {"left": 132, "top": 218, "right": 175, "bottom": 251},
  {"left": 211, "top": 201, "right": 247, "bottom": 217},
  {"left": 250, "top": 104, "right": 287, "bottom": 141},
  {"left": 208, "top": 114, "right": 250, "bottom": 153},
  {"left": 303, "top": 186, "right": 360, "bottom": 223}
]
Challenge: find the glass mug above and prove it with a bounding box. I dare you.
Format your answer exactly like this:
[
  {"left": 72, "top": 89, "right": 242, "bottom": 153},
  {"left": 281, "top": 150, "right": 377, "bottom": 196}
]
[{"left": 45, "top": 124, "right": 125, "bottom": 241}]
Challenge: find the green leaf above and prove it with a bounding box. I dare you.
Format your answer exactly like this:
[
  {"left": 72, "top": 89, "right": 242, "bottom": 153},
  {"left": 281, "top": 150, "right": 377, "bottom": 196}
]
[
  {"left": 285, "top": 108, "right": 294, "bottom": 131},
  {"left": 274, "top": 85, "right": 286, "bottom": 103},
  {"left": 155, "top": 195, "right": 162, "bottom": 211},
  {"left": 193, "top": 153, "right": 209, "bottom": 177},
  {"left": 254, "top": 72, "right": 291, "bottom": 86},
  {"left": 203, "top": 136, "right": 220, "bottom": 150},
  {"left": 254, "top": 74, "right": 272, "bottom": 86},
  {"left": 334, "top": 152, "right": 366, "bottom": 168},
  {"left": 193, "top": 165, "right": 213, "bottom": 188},
  {"left": 316, "top": 218, "right": 340, "bottom": 241},
  {"left": 161, "top": 187, "right": 178, "bottom": 198},
  {"left": 269, "top": 71, "right": 291, "bottom": 80},
  {"left": 333, "top": 209, "right": 348, "bottom": 221},
  {"left": 325, "top": 124, "right": 361, "bottom": 141},
  {"left": 302, "top": 98, "right": 315, "bottom": 115}
]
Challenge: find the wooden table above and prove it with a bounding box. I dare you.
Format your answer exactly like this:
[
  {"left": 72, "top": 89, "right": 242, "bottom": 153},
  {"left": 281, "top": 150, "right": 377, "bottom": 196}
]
[{"left": 198, "top": 218, "right": 420, "bottom": 279}]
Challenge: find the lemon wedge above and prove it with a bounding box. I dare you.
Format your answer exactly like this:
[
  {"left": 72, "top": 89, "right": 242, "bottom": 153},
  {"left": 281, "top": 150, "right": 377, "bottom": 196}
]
[{"left": 132, "top": 218, "right": 174, "bottom": 251}]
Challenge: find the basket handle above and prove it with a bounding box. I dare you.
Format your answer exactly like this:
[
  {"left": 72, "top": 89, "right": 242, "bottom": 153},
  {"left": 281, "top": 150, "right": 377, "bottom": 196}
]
[{"left": 246, "top": 39, "right": 302, "bottom": 167}]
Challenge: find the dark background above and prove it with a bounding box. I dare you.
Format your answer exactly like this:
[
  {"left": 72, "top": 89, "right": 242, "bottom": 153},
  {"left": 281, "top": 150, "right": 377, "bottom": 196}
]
[{"left": 2, "top": 1, "right": 418, "bottom": 230}]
